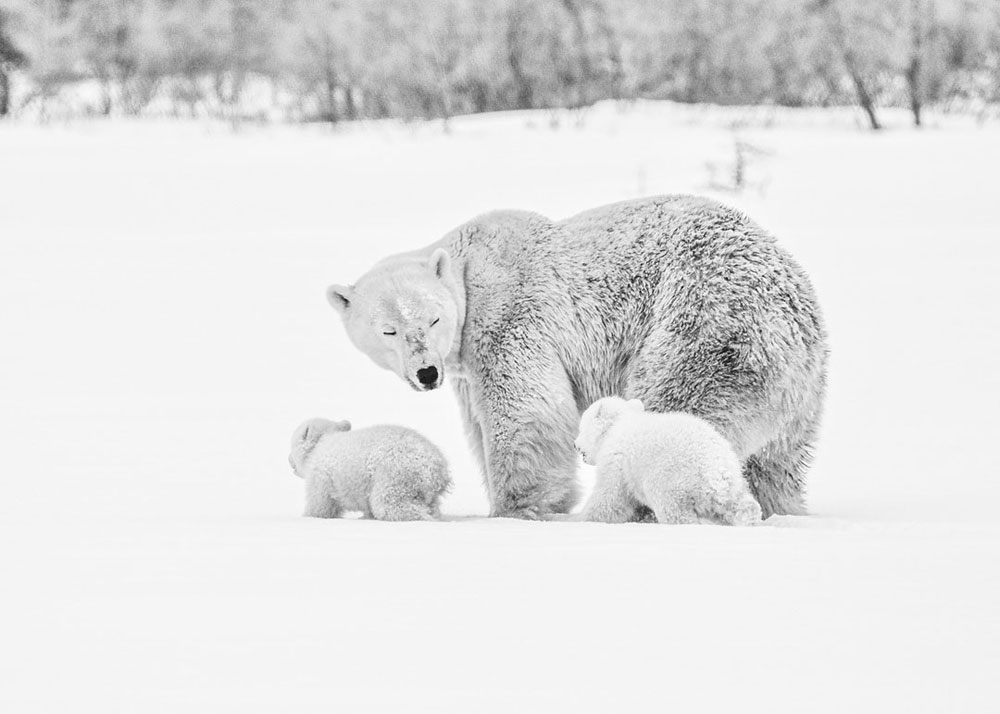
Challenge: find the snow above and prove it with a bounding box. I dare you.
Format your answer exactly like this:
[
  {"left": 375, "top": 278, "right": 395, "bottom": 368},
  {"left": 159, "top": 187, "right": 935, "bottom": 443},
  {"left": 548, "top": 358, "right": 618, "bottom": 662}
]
[{"left": 1, "top": 101, "right": 999, "bottom": 712}]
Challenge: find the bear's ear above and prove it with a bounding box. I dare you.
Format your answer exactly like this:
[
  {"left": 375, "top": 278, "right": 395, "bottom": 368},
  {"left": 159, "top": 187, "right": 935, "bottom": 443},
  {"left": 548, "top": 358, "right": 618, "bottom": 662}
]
[
  {"left": 428, "top": 248, "right": 451, "bottom": 280},
  {"left": 626, "top": 398, "right": 645, "bottom": 412},
  {"left": 337, "top": 420, "right": 352, "bottom": 432},
  {"left": 326, "top": 284, "right": 353, "bottom": 314}
]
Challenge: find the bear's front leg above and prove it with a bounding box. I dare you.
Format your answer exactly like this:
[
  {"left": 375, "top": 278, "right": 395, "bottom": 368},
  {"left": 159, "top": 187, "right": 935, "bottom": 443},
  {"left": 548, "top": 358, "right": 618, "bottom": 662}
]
[
  {"left": 303, "top": 474, "right": 343, "bottom": 518},
  {"left": 477, "top": 352, "right": 581, "bottom": 519}
]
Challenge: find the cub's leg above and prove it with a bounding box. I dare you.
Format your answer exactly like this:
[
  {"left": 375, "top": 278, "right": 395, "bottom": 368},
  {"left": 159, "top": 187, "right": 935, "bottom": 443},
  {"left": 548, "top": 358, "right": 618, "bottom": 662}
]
[
  {"left": 720, "top": 491, "right": 763, "bottom": 526},
  {"left": 636, "top": 471, "right": 699, "bottom": 524},
  {"left": 574, "top": 461, "right": 641, "bottom": 523},
  {"left": 688, "top": 471, "right": 763, "bottom": 526},
  {"left": 303, "top": 474, "right": 343, "bottom": 518},
  {"left": 368, "top": 469, "right": 436, "bottom": 521},
  {"left": 651, "top": 495, "right": 700, "bottom": 525},
  {"left": 373, "top": 503, "right": 435, "bottom": 522}
]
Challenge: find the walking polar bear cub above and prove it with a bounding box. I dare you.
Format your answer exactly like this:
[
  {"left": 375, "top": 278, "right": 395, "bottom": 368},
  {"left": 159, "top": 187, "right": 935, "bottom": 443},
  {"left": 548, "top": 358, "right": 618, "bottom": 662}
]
[
  {"left": 289, "top": 418, "right": 450, "bottom": 520},
  {"left": 575, "top": 397, "right": 762, "bottom": 525},
  {"left": 326, "top": 196, "right": 827, "bottom": 519}
]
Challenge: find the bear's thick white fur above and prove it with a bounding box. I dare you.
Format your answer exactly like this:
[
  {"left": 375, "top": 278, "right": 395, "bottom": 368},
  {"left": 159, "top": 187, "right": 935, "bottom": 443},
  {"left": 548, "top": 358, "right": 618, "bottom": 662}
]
[
  {"left": 575, "top": 397, "right": 762, "bottom": 525},
  {"left": 289, "top": 418, "right": 450, "bottom": 521},
  {"left": 327, "top": 195, "right": 827, "bottom": 519}
]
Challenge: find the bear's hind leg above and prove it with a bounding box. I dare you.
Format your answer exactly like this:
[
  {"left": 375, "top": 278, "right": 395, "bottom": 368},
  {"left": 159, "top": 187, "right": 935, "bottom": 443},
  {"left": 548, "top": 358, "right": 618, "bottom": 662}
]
[
  {"left": 741, "top": 358, "right": 824, "bottom": 518},
  {"left": 744, "top": 433, "right": 815, "bottom": 518}
]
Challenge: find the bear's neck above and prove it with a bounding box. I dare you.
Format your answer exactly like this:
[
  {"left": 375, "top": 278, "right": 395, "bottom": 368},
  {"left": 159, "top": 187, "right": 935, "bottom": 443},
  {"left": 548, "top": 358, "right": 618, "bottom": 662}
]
[{"left": 443, "top": 258, "right": 468, "bottom": 374}]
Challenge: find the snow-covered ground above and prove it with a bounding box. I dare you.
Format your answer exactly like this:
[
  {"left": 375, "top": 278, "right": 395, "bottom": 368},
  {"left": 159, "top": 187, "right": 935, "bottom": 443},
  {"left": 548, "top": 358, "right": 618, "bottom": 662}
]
[{"left": 1, "top": 102, "right": 998, "bottom": 712}]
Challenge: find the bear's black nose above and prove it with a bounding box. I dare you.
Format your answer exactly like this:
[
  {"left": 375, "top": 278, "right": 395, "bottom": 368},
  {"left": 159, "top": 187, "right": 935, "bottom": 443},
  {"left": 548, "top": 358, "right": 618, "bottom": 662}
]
[{"left": 417, "top": 366, "right": 439, "bottom": 387}]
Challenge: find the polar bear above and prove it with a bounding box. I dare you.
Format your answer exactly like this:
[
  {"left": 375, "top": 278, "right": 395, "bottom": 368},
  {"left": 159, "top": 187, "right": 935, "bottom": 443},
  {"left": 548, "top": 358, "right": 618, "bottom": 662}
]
[
  {"left": 289, "top": 418, "right": 450, "bottom": 520},
  {"left": 325, "top": 195, "right": 827, "bottom": 519},
  {"left": 575, "top": 397, "right": 762, "bottom": 525}
]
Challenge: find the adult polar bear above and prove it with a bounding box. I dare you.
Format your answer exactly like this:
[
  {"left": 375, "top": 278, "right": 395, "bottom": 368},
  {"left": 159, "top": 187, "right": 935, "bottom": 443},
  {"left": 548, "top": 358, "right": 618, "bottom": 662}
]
[{"left": 327, "top": 196, "right": 827, "bottom": 519}]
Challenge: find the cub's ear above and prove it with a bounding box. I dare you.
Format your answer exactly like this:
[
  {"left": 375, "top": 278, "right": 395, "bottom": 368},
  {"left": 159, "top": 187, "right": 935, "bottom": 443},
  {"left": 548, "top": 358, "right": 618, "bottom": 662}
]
[
  {"left": 326, "top": 284, "right": 353, "bottom": 314},
  {"left": 626, "top": 398, "right": 645, "bottom": 412},
  {"left": 336, "top": 420, "right": 352, "bottom": 432},
  {"left": 428, "top": 248, "right": 451, "bottom": 280},
  {"left": 595, "top": 399, "right": 614, "bottom": 418},
  {"left": 298, "top": 422, "right": 322, "bottom": 454}
]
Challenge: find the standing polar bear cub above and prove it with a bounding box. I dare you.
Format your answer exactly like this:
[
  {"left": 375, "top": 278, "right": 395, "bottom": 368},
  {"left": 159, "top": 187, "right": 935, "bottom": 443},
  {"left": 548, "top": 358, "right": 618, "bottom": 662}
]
[
  {"left": 575, "top": 397, "right": 762, "bottom": 525},
  {"left": 289, "top": 418, "right": 450, "bottom": 521}
]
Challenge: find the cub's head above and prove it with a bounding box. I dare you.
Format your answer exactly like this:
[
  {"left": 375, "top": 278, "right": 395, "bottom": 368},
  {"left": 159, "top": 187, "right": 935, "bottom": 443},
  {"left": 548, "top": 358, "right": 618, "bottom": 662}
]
[
  {"left": 574, "top": 397, "right": 644, "bottom": 465},
  {"left": 327, "top": 249, "right": 459, "bottom": 392},
  {"left": 288, "top": 417, "right": 351, "bottom": 477}
]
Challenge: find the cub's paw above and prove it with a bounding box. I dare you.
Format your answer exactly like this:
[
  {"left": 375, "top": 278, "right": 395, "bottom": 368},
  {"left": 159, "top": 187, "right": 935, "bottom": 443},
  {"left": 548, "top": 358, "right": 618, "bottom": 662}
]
[{"left": 731, "top": 498, "right": 763, "bottom": 526}]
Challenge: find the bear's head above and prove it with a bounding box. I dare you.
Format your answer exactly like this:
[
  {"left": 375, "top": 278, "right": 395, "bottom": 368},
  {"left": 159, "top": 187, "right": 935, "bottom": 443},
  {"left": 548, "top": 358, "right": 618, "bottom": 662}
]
[
  {"left": 288, "top": 417, "right": 351, "bottom": 476},
  {"left": 326, "top": 249, "right": 460, "bottom": 392},
  {"left": 574, "top": 397, "right": 644, "bottom": 465}
]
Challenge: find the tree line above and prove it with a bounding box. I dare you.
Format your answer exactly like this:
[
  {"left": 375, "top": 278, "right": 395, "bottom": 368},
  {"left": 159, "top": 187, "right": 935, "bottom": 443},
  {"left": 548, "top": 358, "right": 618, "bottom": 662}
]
[{"left": 1, "top": 0, "right": 999, "bottom": 128}]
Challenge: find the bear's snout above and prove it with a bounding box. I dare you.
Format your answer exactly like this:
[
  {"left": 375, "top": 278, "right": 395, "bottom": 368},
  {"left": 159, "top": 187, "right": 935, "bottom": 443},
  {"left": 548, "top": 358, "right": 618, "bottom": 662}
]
[{"left": 416, "top": 365, "right": 440, "bottom": 389}]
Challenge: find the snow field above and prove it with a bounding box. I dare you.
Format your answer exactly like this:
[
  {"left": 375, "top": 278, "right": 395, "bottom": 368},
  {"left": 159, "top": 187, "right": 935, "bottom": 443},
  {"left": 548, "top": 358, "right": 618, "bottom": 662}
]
[{"left": 1, "top": 102, "right": 998, "bottom": 711}]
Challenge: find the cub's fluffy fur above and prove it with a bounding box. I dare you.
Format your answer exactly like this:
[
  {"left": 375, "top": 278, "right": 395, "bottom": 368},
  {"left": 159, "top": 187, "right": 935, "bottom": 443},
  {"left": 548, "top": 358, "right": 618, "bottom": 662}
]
[
  {"left": 575, "top": 397, "right": 762, "bottom": 525},
  {"left": 289, "top": 418, "right": 450, "bottom": 521}
]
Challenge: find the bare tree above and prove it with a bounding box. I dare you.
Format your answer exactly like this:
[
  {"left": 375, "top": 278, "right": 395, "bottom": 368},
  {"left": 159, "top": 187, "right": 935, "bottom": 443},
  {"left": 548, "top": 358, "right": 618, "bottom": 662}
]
[
  {"left": 903, "top": 0, "right": 936, "bottom": 126},
  {"left": 815, "top": 0, "right": 890, "bottom": 130},
  {"left": 504, "top": 1, "right": 536, "bottom": 109},
  {"left": 72, "top": 0, "right": 143, "bottom": 115},
  {"left": 3, "top": 0, "right": 1000, "bottom": 125},
  {"left": 215, "top": 0, "right": 273, "bottom": 119},
  {"left": 0, "top": 7, "right": 27, "bottom": 116},
  {"left": 279, "top": 0, "right": 357, "bottom": 123}
]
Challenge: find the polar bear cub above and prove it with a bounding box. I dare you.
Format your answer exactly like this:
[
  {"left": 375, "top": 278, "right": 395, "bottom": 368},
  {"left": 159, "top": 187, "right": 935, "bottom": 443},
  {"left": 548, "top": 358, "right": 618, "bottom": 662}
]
[
  {"left": 575, "top": 397, "right": 762, "bottom": 525},
  {"left": 289, "top": 418, "right": 450, "bottom": 520}
]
